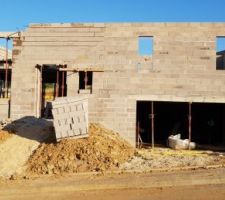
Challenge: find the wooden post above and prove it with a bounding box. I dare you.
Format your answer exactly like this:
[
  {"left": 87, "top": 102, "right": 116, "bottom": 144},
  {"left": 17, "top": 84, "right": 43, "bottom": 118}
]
[
  {"left": 137, "top": 121, "right": 140, "bottom": 148},
  {"left": 62, "top": 65, "right": 65, "bottom": 97},
  {"left": 4, "top": 38, "right": 9, "bottom": 98},
  {"left": 56, "top": 67, "right": 59, "bottom": 97},
  {"left": 151, "top": 101, "right": 155, "bottom": 149},
  {"left": 40, "top": 65, "right": 43, "bottom": 117},
  {"left": 188, "top": 102, "right": 192, "bottom": 150},
  {"left": 84, "top": 71, "right": 88, "bottom": 89}
]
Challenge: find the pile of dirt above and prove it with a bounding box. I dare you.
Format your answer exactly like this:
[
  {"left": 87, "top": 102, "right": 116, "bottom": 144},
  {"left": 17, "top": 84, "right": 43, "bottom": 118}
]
[
  {"left": 0, "top": 130, "right": 12, "bottom": 144},
  {"left": 0, "top": 117, "right": 53, "bottom": 178},
  {"left": 26, "top": 123, "right": 134, "bottom": 175}
]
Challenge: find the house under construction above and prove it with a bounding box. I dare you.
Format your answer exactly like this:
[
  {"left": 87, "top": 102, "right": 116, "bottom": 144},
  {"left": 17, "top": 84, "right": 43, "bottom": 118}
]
[{"left": 1, "top": 23, "right": 225, "bottom": 147}]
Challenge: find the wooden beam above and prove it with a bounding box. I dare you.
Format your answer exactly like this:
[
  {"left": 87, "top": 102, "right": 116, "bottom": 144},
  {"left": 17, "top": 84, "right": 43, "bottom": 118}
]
[
  {"left": 0, "top": 32, "right": 20, "bottom": 38},
  {"left": 59, "top": 67, "right": 104, "bottom": 72}
]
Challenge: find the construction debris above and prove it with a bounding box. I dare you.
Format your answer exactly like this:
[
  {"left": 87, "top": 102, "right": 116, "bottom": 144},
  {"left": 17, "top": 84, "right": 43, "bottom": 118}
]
[
  {"left": 121, "top": 148, "right": 225, "bottom": 171},
  {"left": 26, "top": 123, "right": 134, "bottom": 175},
  {"left": 168, "top": 134, "right": 196, "bottom": 150}
]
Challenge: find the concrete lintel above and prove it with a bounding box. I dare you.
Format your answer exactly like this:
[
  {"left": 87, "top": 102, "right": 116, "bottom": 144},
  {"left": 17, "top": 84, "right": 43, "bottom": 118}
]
[{"left": 129, "top": 94, "right": 225, "bottom": 104}]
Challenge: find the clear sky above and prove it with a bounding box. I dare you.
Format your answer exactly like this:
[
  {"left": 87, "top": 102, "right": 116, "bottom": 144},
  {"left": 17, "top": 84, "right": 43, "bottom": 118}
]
[
  {"left": 1, "top": 0, "right": 225, "bottom": 50},
  {"left": 1, "top": 0, "right": 225, "bottom": 32}
]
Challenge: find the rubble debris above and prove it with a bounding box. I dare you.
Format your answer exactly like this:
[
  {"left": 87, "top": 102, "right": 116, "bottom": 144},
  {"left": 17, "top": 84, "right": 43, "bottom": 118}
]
[
  {"left": 168, "top": 134, "right": 196, "bottom": 150},
  {"left": 121, "top": 148, "right": 225, "bottom": 171},
  {"left": 26, "top": 123, "right": 134, "bottom": 175}
]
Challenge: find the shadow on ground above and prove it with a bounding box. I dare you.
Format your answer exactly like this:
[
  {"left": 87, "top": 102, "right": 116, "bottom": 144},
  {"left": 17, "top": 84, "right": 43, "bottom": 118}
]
[{"left": 3, "top": 116, "right": 56, "bottom": 143}]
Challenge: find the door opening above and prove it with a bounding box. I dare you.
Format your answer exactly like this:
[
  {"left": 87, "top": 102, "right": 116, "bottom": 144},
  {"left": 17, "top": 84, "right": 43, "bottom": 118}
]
[{"left": 40, "top": 64, "right": 67, "bottom": 117}]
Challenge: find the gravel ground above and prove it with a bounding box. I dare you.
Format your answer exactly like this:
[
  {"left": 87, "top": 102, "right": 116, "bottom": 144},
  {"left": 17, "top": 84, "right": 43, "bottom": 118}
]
[{"left": 120, "top": 147, "right": 225, "bottom": 171}]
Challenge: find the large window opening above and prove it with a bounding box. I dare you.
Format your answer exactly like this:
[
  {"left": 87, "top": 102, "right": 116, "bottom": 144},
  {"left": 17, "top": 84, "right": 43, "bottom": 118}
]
[
  {"left": 216, "top": 37, "right": 225, "bottom": 70},
  {"left": 79, "top": 71, "right": 93, "bottom": 94}
]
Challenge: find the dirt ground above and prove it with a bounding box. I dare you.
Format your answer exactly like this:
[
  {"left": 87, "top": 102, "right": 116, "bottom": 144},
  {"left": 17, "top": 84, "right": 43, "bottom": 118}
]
[
  {"left": 1, "top": 120, "right": 225, "bottom": 179},
  {"left": 1, "top": 168, "right": 225, "bottom": 200},
  {"left": 1, "top": 120, "right": 225, "bottom": 199},
  {"left": 25, "top": 123, "right": 225, "bottom": 177}
]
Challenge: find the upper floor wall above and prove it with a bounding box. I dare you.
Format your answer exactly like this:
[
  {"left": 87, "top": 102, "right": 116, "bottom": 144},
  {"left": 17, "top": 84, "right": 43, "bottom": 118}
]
[
  {"left": 9, "top": 23, "right": 225, "bottom": 120},
  {"left": 14, "top": 23, "right": 225, "bottom": 73}
]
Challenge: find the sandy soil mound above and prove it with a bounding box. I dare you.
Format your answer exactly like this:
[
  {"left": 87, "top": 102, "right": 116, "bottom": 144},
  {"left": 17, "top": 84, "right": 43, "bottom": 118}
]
[
  {"left": 0, "top": 117, "right": 54, "bottom": 178},
  {"left": 26, "top": 123, "right": 134, "bottom": 175},
  {"left": 0, "top": 130, "right": 12, "bottom": 144}
]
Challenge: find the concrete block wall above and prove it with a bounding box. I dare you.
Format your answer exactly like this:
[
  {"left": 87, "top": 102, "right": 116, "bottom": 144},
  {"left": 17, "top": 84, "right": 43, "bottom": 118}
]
[
  {"left": 10, "top": 23, "right": 105, "bottom": 119},
  {"left": 10, "top": 23, "right": 225, "bottom": 145},
  {"left": 52, "top": 97, "right": 88, "bottom": 140},
  {"left": 0, "top": 99, "right": 9, "bottom": 120}
]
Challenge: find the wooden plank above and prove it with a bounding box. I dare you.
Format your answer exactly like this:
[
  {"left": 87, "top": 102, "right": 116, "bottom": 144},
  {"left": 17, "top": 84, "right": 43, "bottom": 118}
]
[
  {"left": 59, "top": 67, "right": 104, "bottom": 72},
  {"left": 0, "top": 32, "right": 20, "bottom": 38}
]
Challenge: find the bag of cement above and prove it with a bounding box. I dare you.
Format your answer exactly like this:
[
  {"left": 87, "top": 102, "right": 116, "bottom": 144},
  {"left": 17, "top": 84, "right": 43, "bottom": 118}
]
[{"left": 168, "top": 134, "right": 196, "bottom": 150}]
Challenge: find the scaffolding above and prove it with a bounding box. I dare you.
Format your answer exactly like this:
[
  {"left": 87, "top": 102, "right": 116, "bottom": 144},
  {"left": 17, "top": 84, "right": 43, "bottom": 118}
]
[{"left": 0, "top": 31, "right": 20, "bottom": 98}]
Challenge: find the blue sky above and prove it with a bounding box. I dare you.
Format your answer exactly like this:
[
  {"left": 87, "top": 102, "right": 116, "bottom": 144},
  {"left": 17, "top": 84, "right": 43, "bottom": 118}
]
[
  {"left": 1, "top": 0, "right": 225, "bottom": 50},
  {"left": 1, "top": 0, "right": 225, "bottom": 31}
]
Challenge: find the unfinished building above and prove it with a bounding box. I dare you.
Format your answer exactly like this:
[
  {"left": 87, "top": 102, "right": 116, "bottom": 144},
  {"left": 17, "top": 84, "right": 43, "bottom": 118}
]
[{"left": 1, "top": 23, "right": 225, "bottom": 148}]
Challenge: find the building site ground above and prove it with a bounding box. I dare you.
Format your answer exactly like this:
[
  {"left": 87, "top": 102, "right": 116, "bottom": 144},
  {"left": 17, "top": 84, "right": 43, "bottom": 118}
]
[
  {"left": 1, "top": 168, "right": 225, "bottom": 200},
  {"left": 1, "top": 118, "right": 225, "bottom": 199}
]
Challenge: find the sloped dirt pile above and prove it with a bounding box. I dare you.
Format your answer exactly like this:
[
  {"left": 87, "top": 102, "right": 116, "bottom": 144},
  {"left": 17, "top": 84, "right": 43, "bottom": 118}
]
[{"left": 26, "top": 123, "right": 134, "bottom": 175}]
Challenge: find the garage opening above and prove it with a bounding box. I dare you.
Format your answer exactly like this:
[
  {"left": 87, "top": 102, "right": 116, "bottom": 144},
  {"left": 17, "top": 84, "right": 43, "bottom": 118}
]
[
  {"left": 136, "top": 101, "right": 225, "bottom": 149},
  {"left": 40, "top": 65, "right": 67, "bottom": 117},
  {"left": 192, "top": 103, "right": 225, "bottom": 146},
  {"left": 137, "top": 101, "right": 188, "bottom": 146}
]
